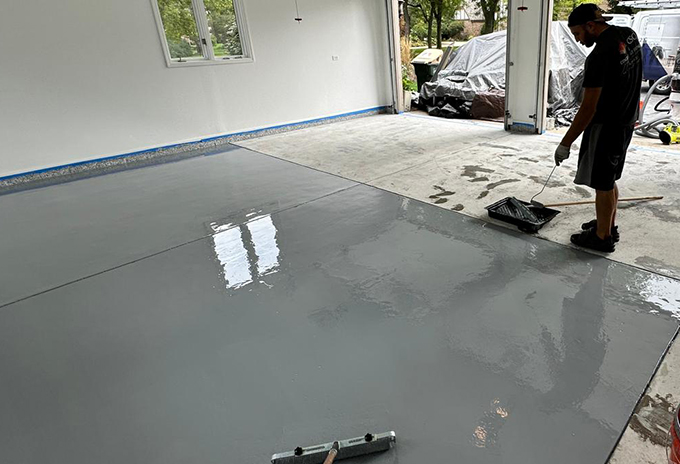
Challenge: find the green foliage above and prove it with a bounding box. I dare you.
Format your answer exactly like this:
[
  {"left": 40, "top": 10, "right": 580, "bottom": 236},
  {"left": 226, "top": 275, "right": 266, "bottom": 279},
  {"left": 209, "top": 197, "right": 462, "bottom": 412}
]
[
  {"left": 158, "top": 0, "right": 242, "bottom": 58},
  {"left": 403, "top": 75, "right": 418, "bottom": 92},
  {"left": 475, "top": 0, "right": 502, "bottom": 35},
  {"left": 205, "top": 0, "right": 242, "bottom": 56},
  {"left": 441, "top": 19, "right": 465, "bottom": 40},
  {"left": 402, "top": 63, "right": 417, "bottom": 91},
  {"left": 553, "top": 0, "right": 586, "bottom": 21},
  {"left": 168, "top": 39, "right": 197, "bottom": 58},
  {"left": 158, "top": 0, "right": 198, "bottom": 43},
  {"left": 410, "top": 21, "right": 429, "bottom": 44},
  {"left": 158, "top": 0, "right": 201, "bottom": 58},
  {"left": 409, "top": 0, "right": 465, "bottom": 47},
  {"left": 409, "top": 0, "right": 434, "bottom": 46}
]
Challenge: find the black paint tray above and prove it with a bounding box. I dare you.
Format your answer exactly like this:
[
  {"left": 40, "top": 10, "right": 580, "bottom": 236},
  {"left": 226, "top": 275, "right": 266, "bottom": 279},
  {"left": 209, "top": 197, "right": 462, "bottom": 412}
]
[{"left": 485, "top": 197, "right": 560, "bottom": 233}]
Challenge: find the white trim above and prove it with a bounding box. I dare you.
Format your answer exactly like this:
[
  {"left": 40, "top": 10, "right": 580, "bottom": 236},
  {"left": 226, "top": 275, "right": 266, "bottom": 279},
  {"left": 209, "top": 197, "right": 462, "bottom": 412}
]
[
  {"left": 504, "top": 2, "right": 512, "bottom": 131},
  {"left": 149, "top": 0, "right": 179, "bottom": 67},
  {"left": 534, "top": 0, "right": 553, "bottom": 134},
  {"left": 385, "top": 0, "right": 401, "bottom": 113},
  {"left": 193, "top": 0, "right": 215, "bottom": 60},
  {"left": 233, "top": 0, "right": 255, "bottom": 60},
  {"left": 504, "top": 0, "right": 553, "bottom": 133},
  {"left": 150, "top": 0, "right": 254, "bottom": 68},
  {"left": 166, "top": 57, "right": 254, "bottom": 67}
]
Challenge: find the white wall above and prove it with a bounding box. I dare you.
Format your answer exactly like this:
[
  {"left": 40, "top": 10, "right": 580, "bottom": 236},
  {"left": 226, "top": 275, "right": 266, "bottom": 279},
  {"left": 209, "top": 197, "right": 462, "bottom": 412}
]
[{"left": 0, "top": 0, "right": 393, "bottom": 177}]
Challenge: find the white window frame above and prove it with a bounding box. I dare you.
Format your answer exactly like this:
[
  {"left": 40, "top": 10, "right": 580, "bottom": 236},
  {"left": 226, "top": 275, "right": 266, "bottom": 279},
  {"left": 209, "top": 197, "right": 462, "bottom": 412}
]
[{"left": 150, "top": 0, "right": 254, "bottom": 67}]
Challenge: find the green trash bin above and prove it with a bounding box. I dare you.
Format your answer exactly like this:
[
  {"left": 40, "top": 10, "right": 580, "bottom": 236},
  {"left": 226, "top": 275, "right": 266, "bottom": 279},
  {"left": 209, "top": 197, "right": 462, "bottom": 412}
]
[{"left": 411, "top": 49, "right": 443, "bottom": 91}]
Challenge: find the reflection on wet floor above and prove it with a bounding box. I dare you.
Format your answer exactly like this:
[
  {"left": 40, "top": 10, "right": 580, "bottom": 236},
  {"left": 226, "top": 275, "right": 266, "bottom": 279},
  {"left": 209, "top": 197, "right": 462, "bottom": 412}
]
[
  {"left": 210, "top": 214, "right": 281, "bottom": 290},
  {"left": 212, "top": 225, "right": 251, "bottom": 289},
  {"left": 249, "top": 215, "right": 280, "bottom": 276},
  {"left": 639, "top": 273, "right": 680, "bottom": 319},
  {"left": 473, "top": 398, "right": 510, "bottom": 449}
]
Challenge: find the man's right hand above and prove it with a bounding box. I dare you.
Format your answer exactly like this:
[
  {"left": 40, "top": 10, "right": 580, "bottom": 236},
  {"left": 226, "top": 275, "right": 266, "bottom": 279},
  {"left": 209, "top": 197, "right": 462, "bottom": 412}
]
[{"left": 554, "top": 144, "right": 571, "bottom": 166}]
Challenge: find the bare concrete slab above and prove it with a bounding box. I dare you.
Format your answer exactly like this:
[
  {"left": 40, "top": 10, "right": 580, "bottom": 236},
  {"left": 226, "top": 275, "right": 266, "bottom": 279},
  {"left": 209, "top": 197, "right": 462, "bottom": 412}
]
[
  {"left": 240, "top": 113, "right": 510, "bottom": 184},
  {"left": 0, "top": 154, "right": 678, "bottom": 464}
]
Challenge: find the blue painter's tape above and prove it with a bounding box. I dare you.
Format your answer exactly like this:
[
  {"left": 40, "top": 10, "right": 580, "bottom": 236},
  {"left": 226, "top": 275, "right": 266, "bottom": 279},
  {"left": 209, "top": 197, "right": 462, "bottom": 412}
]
[
  {"left": 2, "top": 106, "right": 387, "bottom": 182},
  {"left": 198, "top": 106, "right": 386, "bottom": 143}
]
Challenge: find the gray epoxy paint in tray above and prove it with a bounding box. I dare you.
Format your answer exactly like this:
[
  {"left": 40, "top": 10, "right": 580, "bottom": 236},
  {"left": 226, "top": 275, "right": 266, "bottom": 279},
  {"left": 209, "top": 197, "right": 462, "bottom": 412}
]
[{"left": 0, "top": 148, "right": 678, "bottom": 464}]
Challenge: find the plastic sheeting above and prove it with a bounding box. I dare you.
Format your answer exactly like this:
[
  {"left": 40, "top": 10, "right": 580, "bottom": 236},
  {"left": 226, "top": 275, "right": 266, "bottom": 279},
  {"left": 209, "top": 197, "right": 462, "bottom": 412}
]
[
  {"left": 422, "top": 31, "right": 507, "bottom": 102},
  {"left": 420, "top": 22, "right": 589, "bottom": 120},
  {"left": 548, "top": 22, "right": 589, "bottom": 112}
]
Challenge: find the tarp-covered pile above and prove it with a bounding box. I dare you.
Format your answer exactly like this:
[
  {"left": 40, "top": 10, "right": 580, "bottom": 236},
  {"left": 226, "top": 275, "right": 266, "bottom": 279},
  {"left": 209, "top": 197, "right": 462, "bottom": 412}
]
[{"left": 419, "top": 22, "right": 589, "bottom": 124}]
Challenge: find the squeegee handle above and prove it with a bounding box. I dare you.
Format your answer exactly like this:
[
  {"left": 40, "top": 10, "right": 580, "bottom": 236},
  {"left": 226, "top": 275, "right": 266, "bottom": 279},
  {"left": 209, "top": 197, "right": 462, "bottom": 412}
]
[
  {"left": 544, "top": 196, "right": 663, "bottom": 207},
  {"left": 323, "top": 443, "right": 339, "bottom": 464}
]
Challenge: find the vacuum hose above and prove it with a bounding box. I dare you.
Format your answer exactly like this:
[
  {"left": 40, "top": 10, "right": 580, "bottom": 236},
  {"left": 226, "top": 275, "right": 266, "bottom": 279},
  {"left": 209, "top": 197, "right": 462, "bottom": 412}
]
[{"left": 636, "top": 74, "right": 679, "bottom": 139}]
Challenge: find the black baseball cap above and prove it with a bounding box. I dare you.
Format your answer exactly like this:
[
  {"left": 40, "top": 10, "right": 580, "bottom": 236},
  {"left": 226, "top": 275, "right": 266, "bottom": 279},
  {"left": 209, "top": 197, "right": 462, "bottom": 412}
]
[{"left": 568, "top": 3, "right": 613, "bottom": 27}]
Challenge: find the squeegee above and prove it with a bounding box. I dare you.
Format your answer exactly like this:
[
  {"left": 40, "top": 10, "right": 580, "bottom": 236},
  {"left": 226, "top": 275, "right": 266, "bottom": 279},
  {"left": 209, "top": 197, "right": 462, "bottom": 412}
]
[{"left": 271, "top": 431, "right": 396, "bottom": 464}]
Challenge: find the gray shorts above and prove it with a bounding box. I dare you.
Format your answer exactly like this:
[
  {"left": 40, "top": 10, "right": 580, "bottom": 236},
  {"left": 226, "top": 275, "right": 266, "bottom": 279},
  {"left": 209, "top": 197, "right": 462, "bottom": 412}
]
[{"left": 575, "top": 123, "right": 633, "bottom": 191}]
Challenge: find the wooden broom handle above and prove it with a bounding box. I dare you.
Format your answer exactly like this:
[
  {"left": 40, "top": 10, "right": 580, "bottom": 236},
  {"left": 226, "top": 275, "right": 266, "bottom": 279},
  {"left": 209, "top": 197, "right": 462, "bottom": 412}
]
[{"left": 544, "top": 196, "right": 663, "bottom": 207}]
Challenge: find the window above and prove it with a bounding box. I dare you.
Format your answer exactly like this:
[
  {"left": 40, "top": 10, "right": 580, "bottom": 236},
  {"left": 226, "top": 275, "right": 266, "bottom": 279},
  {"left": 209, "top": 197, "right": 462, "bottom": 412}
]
[{"left": 151, "top": 0, "right": 252, "bottom": 66}]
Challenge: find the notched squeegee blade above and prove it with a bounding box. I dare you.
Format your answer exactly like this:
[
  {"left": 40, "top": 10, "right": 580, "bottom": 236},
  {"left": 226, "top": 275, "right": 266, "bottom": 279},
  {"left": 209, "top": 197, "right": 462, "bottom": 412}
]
[{"left": 271, "top": 431, "right": 396, "bottom": 464}]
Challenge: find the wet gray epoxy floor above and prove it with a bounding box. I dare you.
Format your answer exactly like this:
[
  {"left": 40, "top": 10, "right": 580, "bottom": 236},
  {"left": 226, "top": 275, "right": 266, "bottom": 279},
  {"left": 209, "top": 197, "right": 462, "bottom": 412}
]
[
  {"left": 0, "top": 145, "right": 354, "bottom": 307},
  {"left": 1, "top": 147, "right": 678, "bottom": 464}
]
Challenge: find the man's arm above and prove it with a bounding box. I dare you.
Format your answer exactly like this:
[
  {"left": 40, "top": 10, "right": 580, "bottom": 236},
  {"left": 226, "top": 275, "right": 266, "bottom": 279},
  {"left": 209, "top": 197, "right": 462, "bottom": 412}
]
[{"left": 560, "top": 87, "right": 602, "bottom": 147}]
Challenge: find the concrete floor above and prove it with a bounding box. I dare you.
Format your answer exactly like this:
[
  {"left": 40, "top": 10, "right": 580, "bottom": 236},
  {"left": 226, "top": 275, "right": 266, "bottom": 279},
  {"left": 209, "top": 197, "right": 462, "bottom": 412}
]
[
  {"left": 0, "top": 145, "right": 678, "bottom": 464},
  {"left": 236, "top": 113, "right": 680, "bottom": 462}
]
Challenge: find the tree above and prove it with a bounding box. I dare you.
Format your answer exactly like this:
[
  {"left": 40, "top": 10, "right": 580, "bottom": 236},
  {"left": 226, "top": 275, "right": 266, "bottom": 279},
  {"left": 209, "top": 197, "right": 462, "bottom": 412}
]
[
  {"left": 553, "top": 0, "right": 587, "bottom": 20},
  {"left": 400, "top": 0, "right": 411, "bottom": 40},
  {"left": 432, "top": 0, "right": 465, "bottom": 48},
  {"left": 399, "top": 0, "right": 415, "bottom": 81},
  {"left": 204, "top": 0, "right": 242, "bottom": 56},
  {"left": 409, "top": 0, "right": 464, "bottom": 48},
  {"left": 476, "top": 0, "right": 502, "bottom": 35},
  {"left": 158, "top": 0, "right": 243, "bottom": 58},
  {"left": 410, "top": 0, "right": 435, "bottom": 47},
  {"left": 158, "top": 0, "right": 203, "bottom": 58}
]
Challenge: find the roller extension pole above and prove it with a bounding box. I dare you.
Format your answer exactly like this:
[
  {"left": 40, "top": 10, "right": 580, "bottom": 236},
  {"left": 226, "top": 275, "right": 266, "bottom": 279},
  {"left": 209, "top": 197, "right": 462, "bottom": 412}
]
[{"left": 543, "top": 196, "right": 663, "bottom": 207}]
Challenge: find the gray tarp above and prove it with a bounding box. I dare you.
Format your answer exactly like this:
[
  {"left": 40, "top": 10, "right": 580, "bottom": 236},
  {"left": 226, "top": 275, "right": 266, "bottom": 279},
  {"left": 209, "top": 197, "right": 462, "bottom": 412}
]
[
  {"left": 421, "top": 31, "right": 507, "bottom": 102},
  {"left": 420, "top": 22, "right": 589, "bottom": 116}
]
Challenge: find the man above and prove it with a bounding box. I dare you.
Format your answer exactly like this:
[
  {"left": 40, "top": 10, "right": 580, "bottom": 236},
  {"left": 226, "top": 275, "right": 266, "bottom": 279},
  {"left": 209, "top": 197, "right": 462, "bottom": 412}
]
[{"left": 555, "top": 3, "right": 642, "bottom": 252}]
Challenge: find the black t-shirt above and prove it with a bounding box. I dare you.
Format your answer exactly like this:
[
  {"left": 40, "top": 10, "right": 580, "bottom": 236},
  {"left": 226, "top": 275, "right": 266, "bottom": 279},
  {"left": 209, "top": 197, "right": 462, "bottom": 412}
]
[{"left": 582, "top": 26, "right": 643, "bottom": 126}]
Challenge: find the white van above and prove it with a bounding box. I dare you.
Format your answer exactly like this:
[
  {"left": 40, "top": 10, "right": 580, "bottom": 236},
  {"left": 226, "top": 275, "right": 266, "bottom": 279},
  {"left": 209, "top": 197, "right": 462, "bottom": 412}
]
[
  {"left": 608, "top": 14, "right": 634, "bottom": 28},
  {"left": 632, "top": 8, "right": 680, "bottom": 61}
]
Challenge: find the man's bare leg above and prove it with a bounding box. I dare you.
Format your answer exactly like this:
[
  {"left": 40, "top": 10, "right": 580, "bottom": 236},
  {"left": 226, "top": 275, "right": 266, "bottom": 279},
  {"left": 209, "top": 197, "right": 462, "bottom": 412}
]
[
  {"left": 595, "top": 186, "right": 617, "bottom": 240},
  {"left": 611, "top": 183, "right": 619, "bottom": 228}
]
